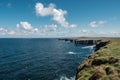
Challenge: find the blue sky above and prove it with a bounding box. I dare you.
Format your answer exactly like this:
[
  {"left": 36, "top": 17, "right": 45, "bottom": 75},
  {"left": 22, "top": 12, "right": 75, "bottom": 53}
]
[{"left": 0, "top": 0, "right": 120, "bottom": 37}]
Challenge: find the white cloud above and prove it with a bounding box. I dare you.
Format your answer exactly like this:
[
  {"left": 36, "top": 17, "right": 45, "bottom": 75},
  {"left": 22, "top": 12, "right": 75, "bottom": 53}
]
[
  {"left": 15, "top": 22, "right": 58, "bottom": 36},
  {"left": 16, "top": 24, "right": 20, "bottom": 28},
  {"left": 0, "top": 27, "right": 17, "bottom": 36},
  {"left": 89, "top": 21, "right": 106, "bottom": 27},
  {"left": 110, "top": 31, "right": 120, "bottom": 36},
  {"left": 70, "top": 24, "right": 77, "bottom": 28},
  {"left": 19, "top": 22, "right": 33, "bottom": 30},
  {"left": 44, "top": 24, "right": 57, "bottom": 31},
  {"left": 8, "top": 31, "right": 15, "bottom": 35},
  {"left": 89, "top": 21, "right": 97, "bottom": 27},
  {"left": 35, "top": 2, "right": 77, "bottom": 28},
  {"left": 0, "top": 27, "right": 8, "bottom": 35},
  {"left": 17, "top": 21, "right": 38, "bottom": 32},
  {"left": 80, "top": 29, "right": 89, "bottom": 33},
  {"left": 0, "top": 25, "right": 120, "bottom": 37},
  {"left": 0, "top": 27, "right": 7, "bottom": 32},
  {"left": 35, "top": 3, "right": 54, "bottom": 16},
  {"left": 0, "top": 21, "right": 119, "bottom": 37}
]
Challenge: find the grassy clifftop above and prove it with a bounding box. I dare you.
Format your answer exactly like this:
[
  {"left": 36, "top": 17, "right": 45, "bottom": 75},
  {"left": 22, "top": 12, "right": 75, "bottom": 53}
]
[{"left": 76, "top": 38, "right": 120, "bottom": 80}]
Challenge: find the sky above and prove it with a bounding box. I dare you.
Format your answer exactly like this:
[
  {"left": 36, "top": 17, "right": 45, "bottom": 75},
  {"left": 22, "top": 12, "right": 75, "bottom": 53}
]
[{"left": 0, "top": 0, "right": 120, "bottom": 38}]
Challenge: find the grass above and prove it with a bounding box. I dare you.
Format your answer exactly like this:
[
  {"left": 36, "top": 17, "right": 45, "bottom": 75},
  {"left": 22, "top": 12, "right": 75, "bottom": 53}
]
[{"left": 76, "top": 38, "right": 120, "bottom": 80}]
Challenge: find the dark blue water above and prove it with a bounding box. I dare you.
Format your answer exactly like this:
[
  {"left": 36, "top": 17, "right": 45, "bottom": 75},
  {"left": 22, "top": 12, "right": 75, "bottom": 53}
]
[{"left": 0, "top": 38, "right": 93, "bottom": 80}]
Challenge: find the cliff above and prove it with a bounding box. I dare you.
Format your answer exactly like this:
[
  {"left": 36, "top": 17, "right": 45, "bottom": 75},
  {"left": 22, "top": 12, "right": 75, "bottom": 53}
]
[{"left": 76, "top": 38, "right": 120, "bottom": 80}]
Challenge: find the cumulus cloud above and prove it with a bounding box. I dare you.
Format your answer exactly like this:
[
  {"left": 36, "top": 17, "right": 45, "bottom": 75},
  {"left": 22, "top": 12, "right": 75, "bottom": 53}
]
[
  {"left": 16, "top": 21, "right": 38, "bottom": 32},
  {"left": 35, "top": 3, "right": 54, "bottom": 16},
  {"left": 0, "top": 25, "right": 120, "bottom": 37},
  {"left": 89, "top": 21, "right": 106, "bottom": 27},
  {"left": 35, "top": 2, "right": 77, "bottom": 28},
  {"left": 0, "top": 27, "right": 16, "bottom": 35},
  {"left": 44, "top": 24, "right": 57, "bottom": 31},
  {"left": 0, "top": 21, "right": 119, "bottom": 37},
  {"left": 8, "top": 31, "right": 16, "bottom": 35},
  {"left": 15, "top": 22, "right": 59, "bottom": 36},
  {"left": 0, "top": 27, "right": 8, "bottom": 35},
  {"left": 80, "top": 29, "right": 89, "bottom": 33}
]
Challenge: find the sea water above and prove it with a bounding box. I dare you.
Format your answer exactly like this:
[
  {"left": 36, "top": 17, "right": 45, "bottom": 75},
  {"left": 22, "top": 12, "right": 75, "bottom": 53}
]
[{"left": 0, "top": 38, "right": 94, "bottom": 80}]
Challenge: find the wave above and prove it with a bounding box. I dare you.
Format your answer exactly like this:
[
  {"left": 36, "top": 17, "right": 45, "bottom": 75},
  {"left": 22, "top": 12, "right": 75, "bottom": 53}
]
[
  {"left": 82, "top": 45, "right": 95, "bottom": 53},
  {"left": 82, "top": 45, "right": 95, "bottom": 49},
  {"left": 56, "top": 76, "right": 75, "bottom": 80},
  {"left": 68, "top": 52, "right": 76, "bottom": 54}
]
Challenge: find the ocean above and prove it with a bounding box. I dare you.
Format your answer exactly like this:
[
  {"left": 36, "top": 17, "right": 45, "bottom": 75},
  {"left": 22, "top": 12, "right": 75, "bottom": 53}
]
[{"left": 0, "top": 38, "right": 94, "bottom": 80}]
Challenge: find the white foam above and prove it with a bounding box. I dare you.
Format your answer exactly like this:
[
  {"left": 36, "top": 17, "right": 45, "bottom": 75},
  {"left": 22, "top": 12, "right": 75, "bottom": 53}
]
[
  {"left": 59, "top": 76, "right": 75, "bottom": 80},
  {"left": 82, "top": 45, "right": 95, "bottom": 49},
  {"left": 68, "top": 52, "right": 76, "bottom": 54},
  {"left": 82, "top": 45, "right": 95, "bottom": 53}
]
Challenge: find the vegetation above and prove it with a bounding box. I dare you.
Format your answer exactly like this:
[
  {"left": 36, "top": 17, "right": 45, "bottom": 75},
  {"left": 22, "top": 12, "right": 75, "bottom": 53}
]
[{"left": 76, "top": 38, "right": 120, "bottom": 80}]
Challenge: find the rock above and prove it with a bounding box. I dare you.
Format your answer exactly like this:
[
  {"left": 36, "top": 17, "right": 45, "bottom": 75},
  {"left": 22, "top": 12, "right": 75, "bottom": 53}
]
[
  {"left": 89, "top": 73, "right": 100, "bottom": 80},
  {"left": 89, "top": 66, "right": 106, "bottom": 80},
  {"left": 105, "top": 67, "right": 113, "bottom": 75},
  {"left": 103, "top": 46, "right": 108, "bottom": 48},
  {"left": 88, "top": 54, "right": 99, "bottom": 59},
  {"left": 95, "top": 41, "right": 110, "bottom": 51},
  {"left": 109, "top": 57, "right": 119, "bottom": 64},
  {"left": 88, "top": 54, "right": 95, "bottom": 59},
  {"left": 92, "top": 58, "right": 108, "bottom": 65},
  {"left": 77, "top": 60, "right": 90, "bottom": 72},
  {"left": 84, "top": 60, "right": 91, "bottom": 67},
  {"left": 91, "top": 57, "right": 119, "bottom": 66}
]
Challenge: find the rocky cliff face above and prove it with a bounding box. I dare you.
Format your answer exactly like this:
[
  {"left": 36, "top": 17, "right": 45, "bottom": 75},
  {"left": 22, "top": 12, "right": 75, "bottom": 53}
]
[
  {"left": 95, "top": 40, "right": 110, "bottom": 51},
  {"left": 76, "top": 39, "right": 120, "bottom": 80}
]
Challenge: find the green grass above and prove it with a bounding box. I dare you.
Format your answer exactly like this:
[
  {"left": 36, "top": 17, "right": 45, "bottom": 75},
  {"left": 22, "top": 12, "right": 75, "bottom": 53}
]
[{"left": 76, "top": 38, "right": 120, "bottom": 80}]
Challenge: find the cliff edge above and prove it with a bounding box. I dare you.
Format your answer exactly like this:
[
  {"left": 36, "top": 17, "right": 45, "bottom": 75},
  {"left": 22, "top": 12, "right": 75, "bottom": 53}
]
[{"left": 76, "top": 38, "right": 120, "bottom": 80}]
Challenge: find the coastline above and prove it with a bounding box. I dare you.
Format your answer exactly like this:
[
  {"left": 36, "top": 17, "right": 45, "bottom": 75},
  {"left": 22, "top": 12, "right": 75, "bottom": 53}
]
[{"left": 75, "top": 38, "right": 120, "bottom": 80}]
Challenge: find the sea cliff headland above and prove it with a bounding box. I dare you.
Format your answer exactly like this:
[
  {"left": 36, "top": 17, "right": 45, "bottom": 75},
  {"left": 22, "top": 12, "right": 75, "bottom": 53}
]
[
  {"left": 75, "top": 38, "right": 120, "bottom": 80},
  {"left": 59, "top": 37, "right": 120, "bottom": 80}
]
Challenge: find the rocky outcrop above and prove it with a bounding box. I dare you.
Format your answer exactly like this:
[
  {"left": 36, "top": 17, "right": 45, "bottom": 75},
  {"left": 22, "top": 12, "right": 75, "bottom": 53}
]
[
  {"left": 95, "top": 40, "right": 110, "bottom": 51},
  {"left": 59, "top": 38, "right": 102, "bottom": 45},
  {"left": 91, "top": 57, "right": 119, "bottom": 66}
]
